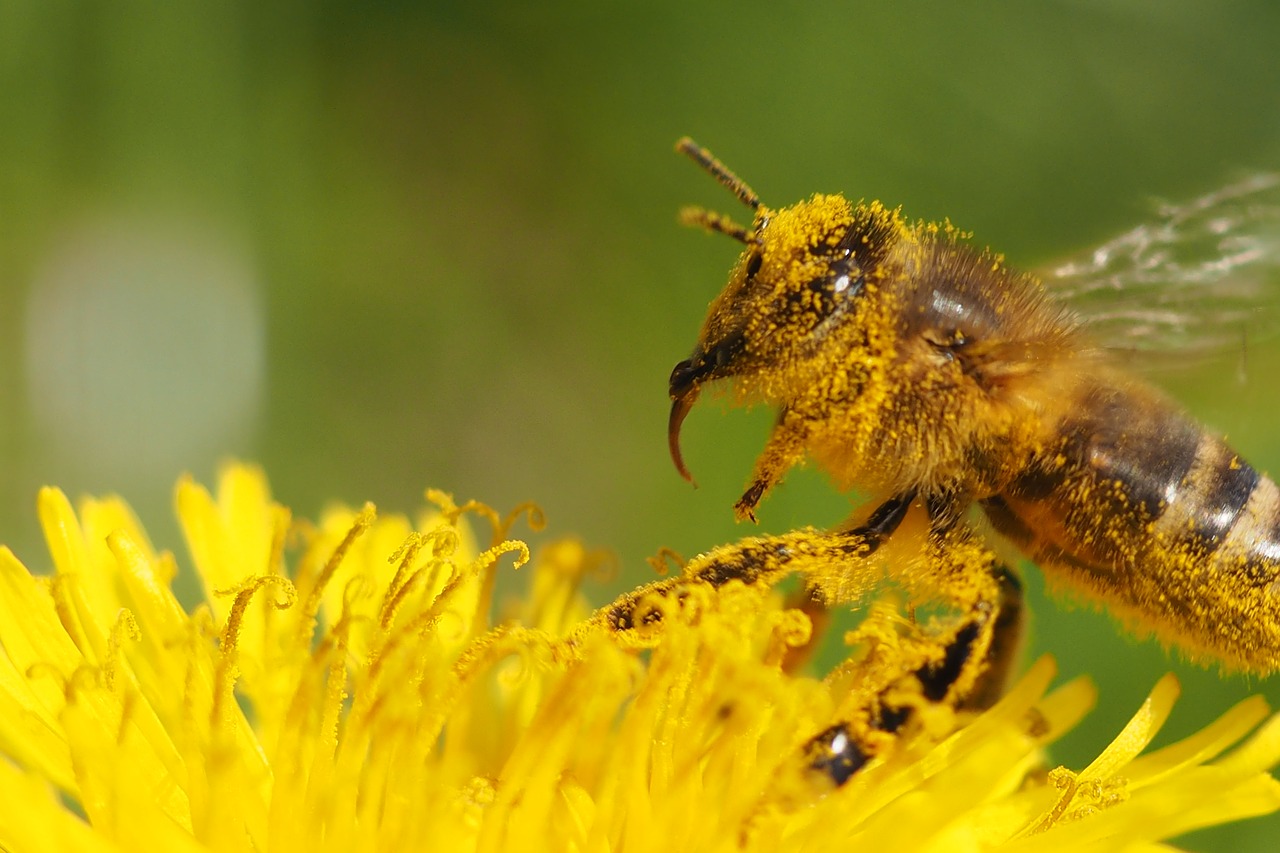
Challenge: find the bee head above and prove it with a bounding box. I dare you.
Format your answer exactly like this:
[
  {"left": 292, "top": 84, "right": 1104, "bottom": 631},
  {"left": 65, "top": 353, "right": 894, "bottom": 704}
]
[{"left": 669, "top": 139, "right": 904, "bottom": 483}]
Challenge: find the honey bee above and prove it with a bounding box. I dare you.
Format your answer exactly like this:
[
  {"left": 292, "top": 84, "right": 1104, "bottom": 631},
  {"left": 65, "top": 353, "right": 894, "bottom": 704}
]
[
  {"left": 574, "top": 140, "right": 1280, "bottom": 788},
  {"left": 664, "top": 136, "right": 1280, "bottom": 683}
]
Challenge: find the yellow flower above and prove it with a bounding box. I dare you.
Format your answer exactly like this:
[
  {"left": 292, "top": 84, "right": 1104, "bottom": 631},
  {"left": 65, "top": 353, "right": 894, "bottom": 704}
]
[{"left": 0, "top": 462, "right": 1277, "bottom": 851}]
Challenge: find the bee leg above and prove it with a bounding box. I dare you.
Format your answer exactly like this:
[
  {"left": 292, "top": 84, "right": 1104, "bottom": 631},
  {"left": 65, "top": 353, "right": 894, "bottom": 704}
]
[
  {"left": 579, "top": 527, "right": 838, "bottom": 649},
  {"left": 805, "top": 564, "right": 1024, "bottom": 786},
  {"left": 582, "top": 515, "right": 913, "bottom": 653},
  {"left": 703, "top": 491, "right": 919, "bottom": 599},
  {"left": 958, "top": 565, "right": 1024, "bottom": 712},
  {"left": 916, "top": 503, "right": 1026, "bottom": 709},
  {"left": 805, "top": 720, "right": 878, "bottom": 786},
  {"left": 781, "top": 492, "right": 919, "bottom": 672},
  {"left": 841, "top": 490, "right": 918, "bottom": 553},
  {"left": 804, "top": 600, "right": 996, "bottom": 785},
  {"left": 734, "top": 414, "right": 808, "bottom": 522},
  {"left": 588, "top": 491, "right": 986, "bottom": 661},
  {"left": 804, "top": 508, "right": 1026, "bottom": 786}
]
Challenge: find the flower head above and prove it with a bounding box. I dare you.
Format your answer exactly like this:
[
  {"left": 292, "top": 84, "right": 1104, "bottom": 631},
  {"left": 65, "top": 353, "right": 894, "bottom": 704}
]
[{"left": 0, "top": 463, "right": 1277, "bottom": 851}]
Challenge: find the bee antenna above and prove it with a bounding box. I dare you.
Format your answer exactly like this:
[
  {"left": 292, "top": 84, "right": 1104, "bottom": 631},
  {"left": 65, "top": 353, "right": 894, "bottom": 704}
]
[
  {"left": 678, "top": 205, "right": 754, "bottom": 243},
  {"left": 676, "top": 137, "right": 761, "bottom": 211}
]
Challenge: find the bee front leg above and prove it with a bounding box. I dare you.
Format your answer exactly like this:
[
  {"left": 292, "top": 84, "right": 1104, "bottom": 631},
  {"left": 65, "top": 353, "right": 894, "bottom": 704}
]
[{"left": 734, "top": 412, "right": 809, "bottom": 522}]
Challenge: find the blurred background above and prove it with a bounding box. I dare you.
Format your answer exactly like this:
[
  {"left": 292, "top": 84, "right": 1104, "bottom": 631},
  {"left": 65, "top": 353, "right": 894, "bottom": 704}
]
[{"left": 2, "top": 1, "right": 1279, "bottom": 847}]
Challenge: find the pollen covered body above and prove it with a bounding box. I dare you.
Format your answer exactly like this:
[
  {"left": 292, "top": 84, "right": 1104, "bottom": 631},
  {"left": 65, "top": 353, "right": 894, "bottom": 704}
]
[{"left": 668, "top": 139, "right": 1280, "bottom": 673}]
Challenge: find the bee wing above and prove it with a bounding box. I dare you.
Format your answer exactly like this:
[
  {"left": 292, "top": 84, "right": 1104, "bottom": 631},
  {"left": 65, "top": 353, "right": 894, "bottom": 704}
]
[{"left": 1042, "top": 173, "right": 1280, "bottom": 370}]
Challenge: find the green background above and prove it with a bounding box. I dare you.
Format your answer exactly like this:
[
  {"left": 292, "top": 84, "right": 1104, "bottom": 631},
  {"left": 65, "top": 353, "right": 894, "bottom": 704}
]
[{"left": 2, "top": 2, "right": 1280, "bottom": 849}]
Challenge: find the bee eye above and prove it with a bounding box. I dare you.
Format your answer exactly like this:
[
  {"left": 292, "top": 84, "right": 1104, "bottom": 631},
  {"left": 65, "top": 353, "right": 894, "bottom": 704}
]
[
  {"left": 832, "top": 270, "right": 860, "bottom": 294},
  {"left": 791, "top": 255, "right": 865, "bottom": 321},
  {"left": 745, "top": 251, "right": 764, "bottom": 279},
  {"left": 827, "top": 256, "right": 865, "bottom": 300}
]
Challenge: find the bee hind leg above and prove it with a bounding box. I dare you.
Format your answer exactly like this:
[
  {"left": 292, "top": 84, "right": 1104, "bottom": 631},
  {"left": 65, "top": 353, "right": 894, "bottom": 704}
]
[
  {"left": 896, "top": 505, "right": 1027, "bottom": 713},
  {"left": 803, "top": 513, "right": 1027, "bottom": 787},
  {"left": 957, "top": 565, "right": 1025, "bottom": 712},
  {"left": 804, "top": 564, "right": 1024, "bottom": 787}
]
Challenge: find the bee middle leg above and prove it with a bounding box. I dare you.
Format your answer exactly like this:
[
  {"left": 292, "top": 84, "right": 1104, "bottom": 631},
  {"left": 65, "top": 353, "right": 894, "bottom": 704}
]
[
  {"left": 579, "top": 491, "right": 1024, "bottom": 712},
  {"left": 569, "top": 488, "right": 1027, "bottom": 789},
  {"left": 583, "top": 491, "right": 921, "bottom": 651},
  {"left": 779, "top": 490, "right": 917, "bottom": 671}
]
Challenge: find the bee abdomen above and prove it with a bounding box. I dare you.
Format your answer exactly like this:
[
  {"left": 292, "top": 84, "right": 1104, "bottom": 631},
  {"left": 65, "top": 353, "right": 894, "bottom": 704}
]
[
  {"left": 984, "top": 380, "right": 1280, "bottom": 671},
  {"left": 1154, "top": 433, "right": 1265, "bottom": 557}
]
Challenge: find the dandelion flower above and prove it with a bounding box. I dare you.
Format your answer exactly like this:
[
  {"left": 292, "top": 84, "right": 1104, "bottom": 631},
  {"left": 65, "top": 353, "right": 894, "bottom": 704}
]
[{"left": 0, "top": 462, "right": 1277, "bottom": 851}]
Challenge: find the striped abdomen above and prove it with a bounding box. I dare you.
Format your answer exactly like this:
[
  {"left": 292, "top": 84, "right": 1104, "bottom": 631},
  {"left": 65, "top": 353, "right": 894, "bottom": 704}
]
[{"left": 982, "top": 377, "right": 1280, "bottom": 672}]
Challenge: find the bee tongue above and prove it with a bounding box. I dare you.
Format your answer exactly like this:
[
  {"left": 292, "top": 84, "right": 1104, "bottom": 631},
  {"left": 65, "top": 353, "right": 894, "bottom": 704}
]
[
  {"left": 669, "top": 355, "right": 719, "bottom": 485},
  {"left": 667, "top": 389, "right": 700, "bottom": 485}
]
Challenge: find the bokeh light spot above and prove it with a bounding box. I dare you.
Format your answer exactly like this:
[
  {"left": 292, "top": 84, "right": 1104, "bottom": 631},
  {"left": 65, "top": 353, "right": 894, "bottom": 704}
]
[{"left": 23, "top": 213, "right": 265, "bottom": 483}]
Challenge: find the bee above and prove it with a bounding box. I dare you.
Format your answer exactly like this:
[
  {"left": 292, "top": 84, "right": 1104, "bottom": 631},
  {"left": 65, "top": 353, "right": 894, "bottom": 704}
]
[
  {"left": 665, "top": 135, "right": 1280, "bottom": 684},
  {"left": 575, "top": 140, "right": 1279, "bottom": 789}
]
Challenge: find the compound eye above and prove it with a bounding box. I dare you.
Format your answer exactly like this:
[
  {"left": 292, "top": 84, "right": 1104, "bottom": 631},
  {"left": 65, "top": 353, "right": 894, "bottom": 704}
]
[
  {"left": 804, "top": 256, "right": 863, "bottom": 307},
  {"left": 792, "top": 253, "right": 865, "bottom": 323},
  {"left": 807, "top": 242, "right": 863, "bottom": 294},
  {"left": 745, "top": 250, "right": 764, "bottom": 279},
  {"left": 830, "top": 255, "right": 864, "bottom": 298}
]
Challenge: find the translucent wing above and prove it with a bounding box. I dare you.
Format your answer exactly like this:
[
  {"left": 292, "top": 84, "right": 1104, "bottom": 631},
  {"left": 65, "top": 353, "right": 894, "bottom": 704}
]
[{"left": 1043, "top": 173, "right": 1280, "bottom": 367}]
